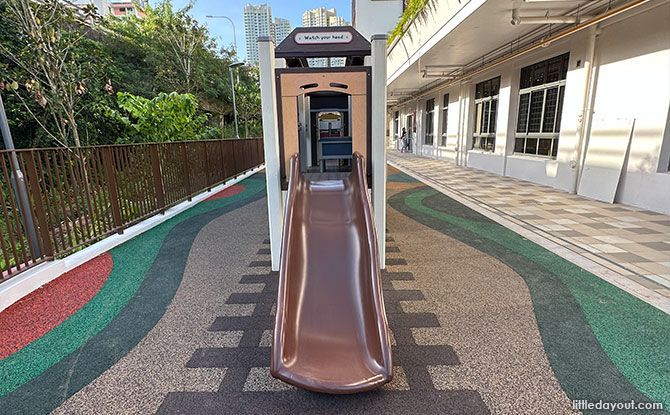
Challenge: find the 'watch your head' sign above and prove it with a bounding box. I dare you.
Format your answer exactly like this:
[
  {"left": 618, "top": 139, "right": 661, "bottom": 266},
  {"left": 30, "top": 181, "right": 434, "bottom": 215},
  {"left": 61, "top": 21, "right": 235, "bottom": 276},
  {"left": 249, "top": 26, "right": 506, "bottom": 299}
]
[{"left": 294, "top": 31, "right": 353, "bottom": 45}]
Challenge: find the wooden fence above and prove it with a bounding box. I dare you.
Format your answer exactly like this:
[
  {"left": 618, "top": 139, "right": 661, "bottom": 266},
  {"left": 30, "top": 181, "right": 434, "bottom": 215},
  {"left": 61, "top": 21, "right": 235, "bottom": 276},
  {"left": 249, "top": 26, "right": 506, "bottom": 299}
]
[{"left": 0, "top": 138, "right": 264, "bottom": 281}]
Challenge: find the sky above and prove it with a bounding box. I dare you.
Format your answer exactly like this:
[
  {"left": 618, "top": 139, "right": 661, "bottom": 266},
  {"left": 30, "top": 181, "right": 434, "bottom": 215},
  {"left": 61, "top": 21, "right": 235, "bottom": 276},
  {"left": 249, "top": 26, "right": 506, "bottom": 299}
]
[{"left": 151, "top": 0, "right": 352, "bottom": 61}]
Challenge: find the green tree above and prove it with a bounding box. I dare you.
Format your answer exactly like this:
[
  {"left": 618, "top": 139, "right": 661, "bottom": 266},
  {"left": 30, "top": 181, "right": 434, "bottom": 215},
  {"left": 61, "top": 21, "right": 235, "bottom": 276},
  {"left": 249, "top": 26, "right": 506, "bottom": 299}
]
[
  {"left": 1, "top": 0, "right": 261, "bottom": 147},
  {"left": 100, "top": 1, "right": 240, "bottom": 135},
  {"left": 0, "top": 0, "right": 105, "bottom": 147},
  {"left": 155, "top": 2, "right": 207, "bottom": 93},
  {"left": 234, "top": 67, "right": 262, "bottom": 138}
]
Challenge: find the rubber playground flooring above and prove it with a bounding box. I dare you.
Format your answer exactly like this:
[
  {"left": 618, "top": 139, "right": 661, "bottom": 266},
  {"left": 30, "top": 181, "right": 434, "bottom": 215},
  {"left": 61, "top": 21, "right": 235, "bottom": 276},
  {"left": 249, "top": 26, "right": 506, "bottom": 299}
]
[{"left": 0, "top": 170, "right": 667, "bottom": 414}]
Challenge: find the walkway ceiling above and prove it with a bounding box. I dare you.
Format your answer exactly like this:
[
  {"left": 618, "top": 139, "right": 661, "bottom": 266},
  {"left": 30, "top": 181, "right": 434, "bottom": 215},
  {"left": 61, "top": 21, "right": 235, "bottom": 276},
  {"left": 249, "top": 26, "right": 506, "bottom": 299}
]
[{"left": 387, "top": 0, "right": 617, "bottom": 102}]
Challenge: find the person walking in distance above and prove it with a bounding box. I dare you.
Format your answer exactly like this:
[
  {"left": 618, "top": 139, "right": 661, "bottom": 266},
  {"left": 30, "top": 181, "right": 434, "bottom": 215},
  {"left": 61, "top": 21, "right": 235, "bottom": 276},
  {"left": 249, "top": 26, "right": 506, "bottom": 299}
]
[{"left": 400, "top": 127, "right": 408, "bottom": 152}]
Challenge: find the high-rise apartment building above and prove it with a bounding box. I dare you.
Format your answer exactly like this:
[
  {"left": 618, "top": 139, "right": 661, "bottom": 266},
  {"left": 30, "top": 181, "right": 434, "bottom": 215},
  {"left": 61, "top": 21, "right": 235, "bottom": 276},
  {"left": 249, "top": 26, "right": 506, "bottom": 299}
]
[
  {"left": 302, "top": 7, "right": 347, "bottom": 27},
  {"left": 244, "top": 4, "right": 292, "bottom": 65},
  {"left": 301, "top": 7, "right": 349, "bottom": 67},
  {"left": 328, "top": 14, "right": 347, "bottom": 27},
  {"left": 244, "top": 4, "right": 274, "bottom": 65},
  {"left": 273, "top": 17, "right": 292, "bottom": 45}
]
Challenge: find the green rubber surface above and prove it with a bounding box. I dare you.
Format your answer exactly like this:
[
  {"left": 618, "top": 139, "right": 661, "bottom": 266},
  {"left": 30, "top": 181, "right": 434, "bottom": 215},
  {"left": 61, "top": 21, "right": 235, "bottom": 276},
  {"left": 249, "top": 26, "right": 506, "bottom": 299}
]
[
  {"left": 390, "top": 183, "right": 669, "bottom": 412},
  {"left": 0, "top": 176, "right": 266, "bottom": 413}
]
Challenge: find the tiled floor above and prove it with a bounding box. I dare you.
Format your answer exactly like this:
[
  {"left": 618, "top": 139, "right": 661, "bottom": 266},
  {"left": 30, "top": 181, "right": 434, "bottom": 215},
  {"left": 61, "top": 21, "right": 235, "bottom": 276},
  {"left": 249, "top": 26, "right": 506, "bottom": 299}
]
[{"left": 388, "top": 151, "right": 670, "bottom": 308}]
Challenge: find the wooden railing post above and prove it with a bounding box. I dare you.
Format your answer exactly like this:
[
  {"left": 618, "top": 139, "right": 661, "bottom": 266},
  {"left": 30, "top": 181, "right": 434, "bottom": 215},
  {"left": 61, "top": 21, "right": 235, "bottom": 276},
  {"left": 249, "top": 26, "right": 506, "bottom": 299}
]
[
  {"left": 216, "top": 140, "right": 225, "bottom": 183},
  {"left": 102, "top": 147, "right": 124, "bottom": 235},
  {"left": 180, "top": 142, "right": 192, "bottom": 201},
  {"left": 260, "top": 138, "right": 264, "bottom": 163},
  {"left": 23, "top": 151, "right": 54, "bottom": 258},
  {"left": 219, "top": 140, "right": 229, "bottom": 181},
  {"left": 150, "top": 144, "right": 166, "bottom": 214},
  {"left": 232, "top": 140, "right": 239, "bottom": 178},
  {"left": 203, "top": 141, "right": 212, "bottom": 191}
]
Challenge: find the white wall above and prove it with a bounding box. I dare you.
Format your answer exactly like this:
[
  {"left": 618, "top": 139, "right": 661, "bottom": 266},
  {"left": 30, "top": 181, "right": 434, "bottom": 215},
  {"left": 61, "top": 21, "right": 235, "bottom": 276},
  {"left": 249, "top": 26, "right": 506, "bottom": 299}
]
[
  {"left": 408, "top": 84, "right": 463, "bottom": 161},
  {"left": 387, "top": 4, "right": 670, "bottom": 214},
  {"left": 441, "top": 88, "right": 461, "bottom": 162},
  {"left": 390, "top": 104, "right": 417, "bottom": 151},
  {"left": 591, "top": 7, "right": 670, "bottom": 213},
  {"left": 353, "top": 0, "right": 404, "bottom": 40}
]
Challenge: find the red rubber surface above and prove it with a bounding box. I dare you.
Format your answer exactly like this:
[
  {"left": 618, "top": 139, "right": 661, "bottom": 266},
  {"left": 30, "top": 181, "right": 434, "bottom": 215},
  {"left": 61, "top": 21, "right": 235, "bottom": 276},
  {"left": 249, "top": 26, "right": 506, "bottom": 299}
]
[
  {"left": 206, "top": 184, "right": 245, "bottom": 201},
  {"left": 0, "top": 253, "right": 113, "bottom": 360}
]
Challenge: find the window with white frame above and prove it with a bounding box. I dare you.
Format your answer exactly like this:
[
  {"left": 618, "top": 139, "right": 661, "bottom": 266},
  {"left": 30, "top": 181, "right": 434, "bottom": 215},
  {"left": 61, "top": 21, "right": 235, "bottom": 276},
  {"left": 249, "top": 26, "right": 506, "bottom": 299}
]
[
  {"left": 473, "top": 77, "right": 500, "bottom": 151},
  {"left": 393, "top": 111, "right": 399, "bottom": 141},
  {"left": 440, "top": 93, "right": 449, "bottom": 147},
  {"left": 425, "top": 98, "right": 435, "bottom": 145},
  {"left": 515, "top": 53, "right": 569, "bottom": 157}
]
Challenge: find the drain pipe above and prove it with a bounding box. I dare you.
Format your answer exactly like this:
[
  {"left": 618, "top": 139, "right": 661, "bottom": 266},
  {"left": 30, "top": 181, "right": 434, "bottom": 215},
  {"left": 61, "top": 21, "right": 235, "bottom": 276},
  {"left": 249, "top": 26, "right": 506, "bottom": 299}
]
[{"left": 572, "top": 24, "right": 600, "bottom": 194}]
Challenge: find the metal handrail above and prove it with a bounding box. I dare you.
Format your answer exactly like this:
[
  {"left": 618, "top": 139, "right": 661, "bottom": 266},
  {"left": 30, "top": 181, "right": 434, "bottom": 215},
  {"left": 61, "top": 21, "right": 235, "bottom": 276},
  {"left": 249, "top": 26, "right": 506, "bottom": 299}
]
[{"left": 0, "top": 138, "right": 264, "bottom": 281}]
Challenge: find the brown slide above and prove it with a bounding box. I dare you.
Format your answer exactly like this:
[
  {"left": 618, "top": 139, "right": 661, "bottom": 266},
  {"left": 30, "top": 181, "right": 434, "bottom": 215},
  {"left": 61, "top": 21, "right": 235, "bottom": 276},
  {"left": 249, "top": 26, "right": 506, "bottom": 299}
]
[{"left": 271, "top": 153, "right": 393, "bottom": 394}]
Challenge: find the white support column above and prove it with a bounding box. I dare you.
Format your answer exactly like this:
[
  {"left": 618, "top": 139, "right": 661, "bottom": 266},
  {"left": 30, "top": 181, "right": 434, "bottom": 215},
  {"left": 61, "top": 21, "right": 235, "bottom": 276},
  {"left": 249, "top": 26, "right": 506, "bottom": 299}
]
[
  {"left": 371, "top": 34, "right": 387, "bottom": 269},
  {"left": 458, "top": 83, "right": 472, "bottom": 166},
  {"left": 456, "top": 83, "right": 464, "bottom": 166},
  {"left": 414, "top": 101, "right": 421, "bottom": 155},
  {"left": 432, "top": 95, "right": 440, "bottom": 158},
  {"left": 258, "top": 36, "right": 283, "bottom": 271}
]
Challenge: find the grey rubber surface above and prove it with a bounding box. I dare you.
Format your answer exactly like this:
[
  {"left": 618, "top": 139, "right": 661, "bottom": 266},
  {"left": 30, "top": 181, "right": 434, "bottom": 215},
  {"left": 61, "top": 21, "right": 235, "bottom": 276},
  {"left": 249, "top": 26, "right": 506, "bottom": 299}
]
[{"left": 54, "top": 186, "right": 575, "bottom": 414}]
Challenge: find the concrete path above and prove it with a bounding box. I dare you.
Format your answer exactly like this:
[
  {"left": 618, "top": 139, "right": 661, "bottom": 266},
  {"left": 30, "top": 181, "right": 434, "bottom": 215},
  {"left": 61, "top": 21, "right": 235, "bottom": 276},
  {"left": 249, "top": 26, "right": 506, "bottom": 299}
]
[{"left": 389, "top": 150, "right": 670, "bottom": 313}]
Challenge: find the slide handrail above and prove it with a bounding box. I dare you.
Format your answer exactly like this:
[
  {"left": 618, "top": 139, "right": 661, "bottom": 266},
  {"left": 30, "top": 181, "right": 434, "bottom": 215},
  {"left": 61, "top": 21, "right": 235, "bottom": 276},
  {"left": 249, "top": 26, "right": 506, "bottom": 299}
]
[{"left": 351, "top": 152, "right": 393, "bottom": 377}]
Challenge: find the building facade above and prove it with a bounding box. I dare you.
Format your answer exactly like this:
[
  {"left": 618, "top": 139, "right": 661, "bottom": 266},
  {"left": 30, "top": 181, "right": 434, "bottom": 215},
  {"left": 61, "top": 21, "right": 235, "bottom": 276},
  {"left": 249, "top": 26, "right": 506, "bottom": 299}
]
[
  {"left": 273, "top": 17, "right": 292, "bottom": 45},
  {"left": 109, "top": 1, "right": 145, "bottom": 17},
  {"left": 70, "top": 0, "right": 145, "bottom": 17},
  {"left": 301, "top": 7, "right": 349, "bottom": 67},
  {"left": 244, "top": 4, "right": 274, "bottom": 65},
  {"left": 302, "top": 7, "right": 336, "bottom": 27},
  {"left": 244, "top": 4, "right": 292, "bottom": 65},
  {"left": 70, "top": 0, "right": 110, "bottom": 16},
  {"left": 384, "top": 0, "right": 670, "bottom": 214}
]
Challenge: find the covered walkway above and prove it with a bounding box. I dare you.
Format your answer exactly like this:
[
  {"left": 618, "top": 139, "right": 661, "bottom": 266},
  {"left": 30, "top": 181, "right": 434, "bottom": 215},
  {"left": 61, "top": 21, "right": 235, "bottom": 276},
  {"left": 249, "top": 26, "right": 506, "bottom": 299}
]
[{"left": 389, "top": 150, "right": 670, "bottom": 313}]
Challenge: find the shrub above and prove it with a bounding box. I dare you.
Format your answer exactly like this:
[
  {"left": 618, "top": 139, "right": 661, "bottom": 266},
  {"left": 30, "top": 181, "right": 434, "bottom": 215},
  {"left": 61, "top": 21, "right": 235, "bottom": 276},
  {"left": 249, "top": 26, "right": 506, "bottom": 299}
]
[{"left": 110, "top": 91, "right": 211, "bottom": 142}]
